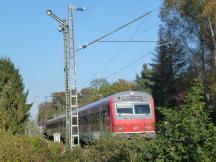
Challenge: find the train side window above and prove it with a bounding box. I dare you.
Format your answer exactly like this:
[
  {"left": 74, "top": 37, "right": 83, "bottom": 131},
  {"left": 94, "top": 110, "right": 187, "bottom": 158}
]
[
  {"left": 96, "top": 112, "right": 100, "bottom": 121},
  {"left": 95, "top": 112, "right": 100, "bottom": 131},
  {"left": 79, "top": 117, "right": 82, "bottom": 125},
  {"left": 106, "top": 104, "right": 110, "bottom": 116},
  {"left": 94, "top": 113, "right": 97, "bottom": 123},
  {"left": 102, "top": 111, "right": 106, "bottom": 123},
  {"left": 88, "top": 114, "right": 91, "bottom": 124},
  {"left": 91, "top": 114, "right": 94, "bottom": 123},
  {"left": 84, "top": 116, "right": 87, "bottom": 125}
]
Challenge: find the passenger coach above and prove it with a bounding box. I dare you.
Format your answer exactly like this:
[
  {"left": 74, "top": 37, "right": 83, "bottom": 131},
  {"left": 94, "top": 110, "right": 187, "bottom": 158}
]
[{"left": 45, "top": 91, "right": 156, "bottom": 142}]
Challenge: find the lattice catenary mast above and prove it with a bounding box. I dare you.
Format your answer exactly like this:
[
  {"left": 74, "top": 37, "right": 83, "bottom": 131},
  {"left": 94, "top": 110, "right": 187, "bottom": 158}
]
[{"left": 46, "top": 4, "right": 85, "bottom": 149}]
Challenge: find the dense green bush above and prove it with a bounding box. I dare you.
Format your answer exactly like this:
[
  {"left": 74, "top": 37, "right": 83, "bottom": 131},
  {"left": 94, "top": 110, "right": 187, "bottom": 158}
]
[
  {"left": 138, "top": 83, "right": 216, "bottom": 161},
  {"left": 0, "top": 131, "right": 64, "bottom": 162},
  {"left": 60, "top": 135, "right": 149, "bottom": 162},
  {"left": 0, "top": 131, "right": 32, "bottom": 162}
]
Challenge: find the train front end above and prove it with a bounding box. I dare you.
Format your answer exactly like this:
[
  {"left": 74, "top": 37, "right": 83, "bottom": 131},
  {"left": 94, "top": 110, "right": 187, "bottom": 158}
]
[{"left": 110, "top": 91, "right": 156, "bottom": 138}]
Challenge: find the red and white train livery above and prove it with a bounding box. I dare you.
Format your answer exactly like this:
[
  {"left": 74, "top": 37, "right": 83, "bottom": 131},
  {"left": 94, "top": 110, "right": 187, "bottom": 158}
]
[{"left": 45, "top": 91, "right": 156, "bottom": 142}]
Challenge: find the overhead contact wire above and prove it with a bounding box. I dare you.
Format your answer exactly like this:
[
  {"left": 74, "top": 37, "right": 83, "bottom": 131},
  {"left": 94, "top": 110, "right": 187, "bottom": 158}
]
[
  {"left": 106, "top": 53, "right": 149, "bottom": 79},
  {"left": 89, "top": 18, "right": 148, "bottom": 80},
  {"left": 77, "top": 11, "right": 152, "bottom": 51}
]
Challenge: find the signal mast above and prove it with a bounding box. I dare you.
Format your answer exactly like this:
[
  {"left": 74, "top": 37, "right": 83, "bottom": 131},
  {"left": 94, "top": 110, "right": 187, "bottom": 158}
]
[{"left": 46, "top": 4, "right": 85, "bottom": 149}]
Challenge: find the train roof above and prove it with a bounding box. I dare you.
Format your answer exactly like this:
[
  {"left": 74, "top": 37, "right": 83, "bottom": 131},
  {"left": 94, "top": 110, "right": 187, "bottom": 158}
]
[
  {"left": 78, "top": 91, "right": 152, "bottom": 112},
  {"left": 46, "top": 113, "right": 65, "bottom": 123},
  {"left": 78, "top": 96, "right": 110, "bottom": 112}
]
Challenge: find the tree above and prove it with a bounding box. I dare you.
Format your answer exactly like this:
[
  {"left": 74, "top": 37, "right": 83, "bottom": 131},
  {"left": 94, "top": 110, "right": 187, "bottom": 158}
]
[
  {"left": 90, "top": 78, "right": 110, "bottom": 100},
  {"left": 78, "top": 87, "right": 98, "bottom": 106},
  {"left": 135, "top": 64, "right": 154, "bottom": 94},
  {"left": 151, "top": 26, "right": 188, "bottom": 107},
  {"left": 99, "top": 79, "right": 137, "bottom": 98},
  {"left": 0, "top": 57, "right": 31, "bottom": 134},
  {"left": 90, "top": 78, "right": 109, "bottom": 90},
  {"left": 37, "top": 92, "right": 66, "bottom": 129},
  {"left": 37, "top": 101, "right": 53, "bottom": 129},
  {"left": 161, "top": 0, "right": 216, "bottom": 118},
  {"left": 26, "top": 120, "right": 42, "bottom": 137},
  {"left": 139, "top": 81, "right": 216, "bottom": 161},
  {"left": 50, "top": 92, "right": 65, "bottom": 114}
]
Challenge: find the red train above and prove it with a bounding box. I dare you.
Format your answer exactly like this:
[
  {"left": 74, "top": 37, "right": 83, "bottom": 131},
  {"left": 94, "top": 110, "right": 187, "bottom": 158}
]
[{"left": 45, "top": 91, "right": 156, "bottom": 142}]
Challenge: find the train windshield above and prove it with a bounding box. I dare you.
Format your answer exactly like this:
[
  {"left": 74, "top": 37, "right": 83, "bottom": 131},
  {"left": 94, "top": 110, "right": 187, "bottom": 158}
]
[
  {"left": 134, "top": 104, "right": 150, "bottom": 114},
  {"left": 115, "top": 103, "right": 151, "bottom": 115},
  {"left": 116, "top": 103, "right": 133, "bottom": 114}
]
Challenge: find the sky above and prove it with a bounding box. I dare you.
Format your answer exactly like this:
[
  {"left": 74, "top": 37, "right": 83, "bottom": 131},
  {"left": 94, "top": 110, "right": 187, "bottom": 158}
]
[{"left": 0, "top": 0, "right": 163, "bottom": 119}]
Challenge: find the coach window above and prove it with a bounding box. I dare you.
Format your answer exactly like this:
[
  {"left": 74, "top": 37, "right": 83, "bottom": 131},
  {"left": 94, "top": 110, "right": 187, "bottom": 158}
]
[
  {"left": 106, "top": 104, "right": 110, "bottom": 117},
  {"left": 134, "top": 104, "right": 151, "bottom": 114},
  {"left": 95, "top": 112, "right": 100, "bottom": 130},
  {"left": 90, "top": 114, "right": 93, "bottom": 130},
  {"left": 102, "top": 111, "right": 106, "bottom": 123},
  {"left": 88, "top": 114, "right": 91, "bottom": 124},
  {"left": 79, "top": 116, "right": 82, "bottom": 126},
  {"left": 83, "top": 116, "right": 87, "bottom": 131},
  {"left": 90, "top": 113, "right": 94, "bottom": 131},
  {"left": 83, "top": 116, "right": 86, "bottom": 125},
  {"left": 93, "top": 113, "right": 97, "bottom": 131}
]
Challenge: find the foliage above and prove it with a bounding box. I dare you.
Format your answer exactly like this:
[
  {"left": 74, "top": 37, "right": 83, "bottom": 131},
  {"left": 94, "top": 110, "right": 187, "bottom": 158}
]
[
  {"left": 135, "top": 64, "right": 154, "bottom": 94},
  {"left": 0, "top": 131, "right": 45, "bottom": 161},
  {"left": 90, "top": 78, "right": 109, "bottom": 90},
  {"left": 60, "top": 135, "right": 149, "bottom": 162},
  {"left": 0, "top": 110, "right": 5, "bottom": 130},
  {"left": 151, "top": 25, "right": 188, "bottom": 107},
  {"left": 86, "top": 78, "right": 136, "bottom": 101},
  {"left": 78, "top": 87, "right": 98, "bottom": 106},
  {"left": 38, "top": 92, "right": 65, "bottom": 129},
  {"left": 25, "top": 120, "right": 42, "bottom": 137},
  {"left": 99, "top": 79, "right": 136, "bottom": 98},
  {"left": 139, "top": 82, "right": 216, "bottom": 161},
  {"left": 0, "top": 130, "right": 64, "bottom": 162},
  {"left": 48, "top": 142, "right": 64, "bottom": 161},
  {"left": 51, "top": 92, "right": 65, "bottom": 114},
  {"left": 38, "top": 101, "right": 53, "bottom": 128},
  {"left": 0, "top": 57, "right": 31, "bottom": 134},
  {"left": 161, "top": 0, "right": 216, "bottom": 114}
]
